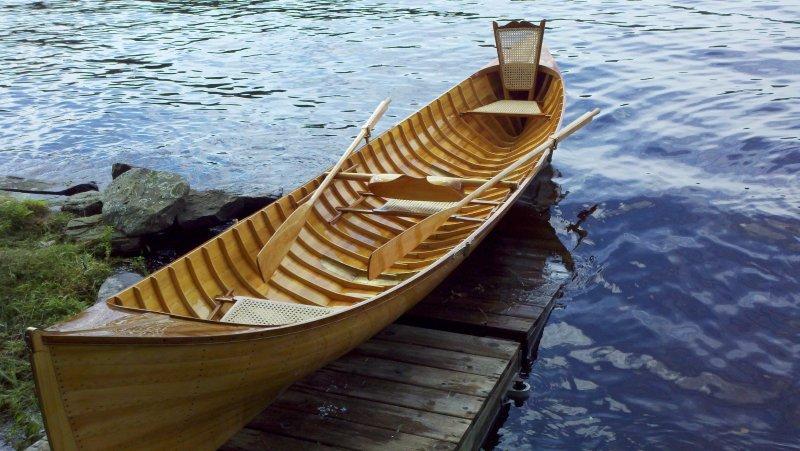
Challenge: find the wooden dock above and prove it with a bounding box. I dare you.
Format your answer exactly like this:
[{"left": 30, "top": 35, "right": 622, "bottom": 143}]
[{"left": 223, "top": 184, "right": 571, "bottom": 450}]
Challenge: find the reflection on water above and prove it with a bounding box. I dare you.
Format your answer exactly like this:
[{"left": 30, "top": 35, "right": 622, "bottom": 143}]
[{"left": 1, "top": 0, "right": 799, "bottom": 448}]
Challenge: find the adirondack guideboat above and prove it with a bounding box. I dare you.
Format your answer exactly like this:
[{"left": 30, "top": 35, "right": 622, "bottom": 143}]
[{"left": 27, "top": 20, "right": 599, "bottom": 450}]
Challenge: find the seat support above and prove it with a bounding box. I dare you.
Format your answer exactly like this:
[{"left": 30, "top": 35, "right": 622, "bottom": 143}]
[
  {"left": 329, "top": 172, "right": 519, "bottom": 190},
  {"left": 335, "top": 206, "right": 485, "bottom": 223}
]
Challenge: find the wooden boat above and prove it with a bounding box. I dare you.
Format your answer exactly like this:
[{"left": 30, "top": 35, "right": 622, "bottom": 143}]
[{"left": 28, "top": 23, "right": 577, "bottom": 450}]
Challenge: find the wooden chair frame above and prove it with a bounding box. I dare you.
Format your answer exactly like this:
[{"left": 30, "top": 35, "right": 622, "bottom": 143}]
[{"left": 493, "top": 19, "right": 546, "bottom": 101}]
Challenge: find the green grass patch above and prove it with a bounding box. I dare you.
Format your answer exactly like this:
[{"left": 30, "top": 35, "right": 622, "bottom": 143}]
[{"left": 0, "top": 196, "right": 116, "bottom": 449}]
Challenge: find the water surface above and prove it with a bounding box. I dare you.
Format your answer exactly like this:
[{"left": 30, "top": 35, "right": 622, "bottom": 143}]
[{"left": 1, "top": 1, "right": 799, "bottom": 449}]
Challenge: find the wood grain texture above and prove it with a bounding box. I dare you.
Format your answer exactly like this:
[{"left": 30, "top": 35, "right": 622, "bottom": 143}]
[
  {"left": 366, "top": 107, "right": 598, "bottom": 279},
  {"left": 226, "top": 325, "right": 519, "bottom": 450},
  {"left": 27, "top": 49, "right": 565, "bottom": 451},
  {"left": 256, "top": 99, "right": 391, "bottom": 282}
]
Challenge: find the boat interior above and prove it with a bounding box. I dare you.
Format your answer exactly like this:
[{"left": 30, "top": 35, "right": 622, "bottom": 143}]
[{"left": 105, "top": 23, "right": 563, "bottom": 327}]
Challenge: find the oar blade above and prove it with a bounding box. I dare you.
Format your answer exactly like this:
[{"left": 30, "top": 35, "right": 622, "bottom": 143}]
[
  {"left": 256, "top": 203, "right": 312, "bottom": 282},
  {"left": 367, "top": 206, "right": 459, "bottom": 279}
]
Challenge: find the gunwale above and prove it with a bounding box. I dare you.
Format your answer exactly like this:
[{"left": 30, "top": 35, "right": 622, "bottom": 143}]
[{"left": 32, "top": 50, "right": 564, "bottom": 346}]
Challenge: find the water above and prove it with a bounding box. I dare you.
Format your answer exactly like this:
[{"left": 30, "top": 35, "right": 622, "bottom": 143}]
[{"left": 1, "top": 1, "right": 799, "bottom": 449}]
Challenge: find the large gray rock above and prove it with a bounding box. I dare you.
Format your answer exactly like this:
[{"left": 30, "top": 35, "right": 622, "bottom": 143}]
[
  {"left": 102, "top": 168, "right": 189, "bottom": 236},
  {"left": 177, "top": 189, "right": 243, "bottom": 229},
  {"left": 176, "top": 189, "right": 279, "bottom": 229},
  {"left": 96, "top": 270, "right": 144, "bottom": 303},
  {"left": 61, "top": 191, "right": 103, "bottom": 216},
  {"left": 230, "top": 191, "right": 282, "bottom": 216},
  {"left": 111, "top": 162, "right": 137, "bottom": 179},
  {"left": 24, "top": 438, "right": 50, "bottom": 451},
  {"left": 64, "top": 214, "right": 142, "bottom": 254}
]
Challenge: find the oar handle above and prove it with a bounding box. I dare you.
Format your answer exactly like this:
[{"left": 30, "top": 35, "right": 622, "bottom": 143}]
[
  {"left": 308, "top": 98, "right": 391, "bottom": 205},
  {"left": 363, "top": 97, "right": 392, "bottom": 132},
  {"left": 553, "top": 108, "right": 600, "bottom": 141}
]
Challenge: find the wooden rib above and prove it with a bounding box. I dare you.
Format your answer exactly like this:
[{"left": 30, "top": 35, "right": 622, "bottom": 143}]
[
  {"left": 435, "top": 97, "right": 505, "bottom": 155},
  {"left": 442, "top": 92, "right": 508, "bottom": 153},
  {"left": 131, "top": 286, "right": 147, "bottom": 309},
  {"left": 288, "top": 246, "right": 387, "bottom": 291},
  {"left": 375, "top": 137, "right": 426, "bottom": 177},
  {"left": 149, "top": 277, "right": 171, "bottom": 313},
  {"left": 396, "top": 122, "right": 479, "bottom": 177},
  {"left": 167, "top": 267, "right": 199, "bottom": 318},
  {"left": 388, "top": 127, "right": 450, "bottom": 176},
  {"left": 201, "top": 246, "right": 231, "bottom": 294},
  {"left": 302, "top": 222, "right": 368, "bottom": 263},
  {"left": 422, "top": 105, "right": 497, "bottom": 163},
  {"left": 215, "top": 237, "right": 263, "bottom": 298},
  {"left": 245, "top": 218, "right": 266, "bottom": 248},
  {"left": 410, "top": 113, "right": 481, "bottom": 167},
  {"left": 184, "top": 256, "right": 215, "bottom": 308},
  {"left": 267, "top": 269, "right": 331, "bottom": 306},
  {"left": 275, "top": 261, "right": 370, "bottom": 303},
  {"left": 232, "top": 228, "right": 258, "bottom": 270}
]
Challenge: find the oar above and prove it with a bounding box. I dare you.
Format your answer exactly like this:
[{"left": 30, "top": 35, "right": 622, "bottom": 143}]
[
  {"left": 256, "top": 97, "right": 391, "bottom": 282},
  {"left": 367, "top": 108, "right": 600, "bottom": 280}
]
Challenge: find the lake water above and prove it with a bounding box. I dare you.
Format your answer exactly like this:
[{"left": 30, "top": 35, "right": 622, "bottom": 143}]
[{"left": 1, "top": 1, "right": 799, "bottom": 449}]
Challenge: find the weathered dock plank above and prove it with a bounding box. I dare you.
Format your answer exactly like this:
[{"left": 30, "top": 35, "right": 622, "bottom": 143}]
[
  {"left": 223, "top": 189, "right": 570, "bottom": 450},
  {"left": 401, "top": 202, "right": 570, "bottom": 361},
  {"left": 222, "top": 324, "right": 519, "bottom": 450}
]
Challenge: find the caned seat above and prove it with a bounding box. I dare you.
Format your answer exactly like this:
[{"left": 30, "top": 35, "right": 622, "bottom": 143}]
[
  {"left": 377, "top": 199, "right": 459, "bottom": 215},
  {"left": 468, "top": 99, "right": 542, "bottom": 116},
  {"left": 221, "top": 297, "right": 342, "bottom": 326},
  {"left": 467, "top": 20, "right": 546, "bottom": 117}
]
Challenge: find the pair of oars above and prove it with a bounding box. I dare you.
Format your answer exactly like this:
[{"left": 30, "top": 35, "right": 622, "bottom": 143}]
[
  {"left": 367, "top": 107, "right": 601, "bottom": 279},
  {"left": 256, "top": 98, "right": 392, "bottom": 282}
]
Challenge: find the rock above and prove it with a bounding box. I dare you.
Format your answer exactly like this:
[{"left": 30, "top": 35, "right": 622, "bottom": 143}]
[
  {"left": 230, "top": 192, "right": 282, "bottom": 215},
  {"left": 25, "top": 437, "right": 50, "bottom": 451},
  {"left": 0, "top": 175, "right": 57, "bottom": 192},
  {"left": 109, "top": 234, "right": 143, "bottom": 255},
  {"left": 96, "top": 270, "right": 144, "bottom": 303},
  {"left": 177, "top": 189, "right": 242, "bottom": 229},
  {"left": 1, "top": 176, "right": 97, "bottom": 196},
  {"left": 102, "top": 168, "right": 190, "bottom": 236},
  {"left": 176, "top": 189, "right": 279, "bottom": 229},
  {"left": 111, "top": 162, "right": 136, "bottom": 179},
  {"left": 64, "top": 214, "right": 142, "bottom": 254},
  {"left": 64, "top": 215, "right": 106, "bottom": 242},
  {"left": 61, "top": 191, "right": 102, "bottom": 216}
]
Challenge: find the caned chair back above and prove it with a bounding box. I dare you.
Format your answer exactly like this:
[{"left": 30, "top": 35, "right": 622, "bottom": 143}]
[{"left": 493, "top": 20, "right": 546, "bottom": 100}]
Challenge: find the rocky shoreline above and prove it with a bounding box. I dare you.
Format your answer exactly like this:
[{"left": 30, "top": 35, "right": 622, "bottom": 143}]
[
  {"left": 3, "top": 164, "right": 281, "bottom": 258},
  {"left": 2, "top": 164, "right": 283, "bottom": 312}
]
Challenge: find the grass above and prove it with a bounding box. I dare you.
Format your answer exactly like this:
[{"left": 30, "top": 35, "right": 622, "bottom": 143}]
[{"left": 0, "top": 196, "right": 118, "bottom": 449}]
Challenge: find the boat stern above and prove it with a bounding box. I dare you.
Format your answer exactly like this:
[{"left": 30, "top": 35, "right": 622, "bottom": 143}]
[{"left": 27, "top": 327, "right": 79, "bottom": 450}]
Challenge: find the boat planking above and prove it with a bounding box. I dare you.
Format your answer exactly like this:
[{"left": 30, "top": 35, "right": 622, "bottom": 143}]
[{"left": 27, "top": 46, "right": 571, "bottom": 450}]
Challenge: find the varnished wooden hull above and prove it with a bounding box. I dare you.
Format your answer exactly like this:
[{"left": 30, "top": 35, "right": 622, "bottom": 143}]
[{"left": 28, "top": 51, "right": 564, "bottom": 450}]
